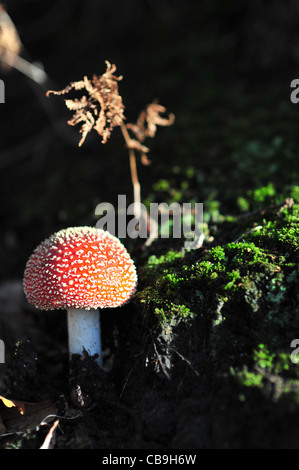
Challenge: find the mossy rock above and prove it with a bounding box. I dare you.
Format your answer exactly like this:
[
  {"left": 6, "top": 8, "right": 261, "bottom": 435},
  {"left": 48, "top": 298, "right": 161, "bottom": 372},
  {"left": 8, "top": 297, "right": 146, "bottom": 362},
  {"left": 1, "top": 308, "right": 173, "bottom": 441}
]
[{"left": 122, "top": 190, "right": 299, "bottom": 448}]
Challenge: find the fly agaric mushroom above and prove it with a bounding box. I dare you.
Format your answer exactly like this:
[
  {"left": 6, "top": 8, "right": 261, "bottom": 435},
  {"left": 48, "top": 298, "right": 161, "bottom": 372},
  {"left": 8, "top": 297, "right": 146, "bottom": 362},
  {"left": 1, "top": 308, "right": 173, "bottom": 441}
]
[{"left": 23, "top": 226, "right": 137, "bottom": 366}]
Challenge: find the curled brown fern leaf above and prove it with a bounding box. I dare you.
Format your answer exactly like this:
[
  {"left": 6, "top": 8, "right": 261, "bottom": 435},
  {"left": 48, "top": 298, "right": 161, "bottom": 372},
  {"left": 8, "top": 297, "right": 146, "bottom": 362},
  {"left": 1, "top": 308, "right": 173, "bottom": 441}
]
[
  {"left": 127, "top": 101, "right": 175, "bottom": 142},
  {"left": 126, "top": 100, "right": 175, "bottom": 164},
  {"left": 46, "top": 61, "right": 125, "bottom": 146}
]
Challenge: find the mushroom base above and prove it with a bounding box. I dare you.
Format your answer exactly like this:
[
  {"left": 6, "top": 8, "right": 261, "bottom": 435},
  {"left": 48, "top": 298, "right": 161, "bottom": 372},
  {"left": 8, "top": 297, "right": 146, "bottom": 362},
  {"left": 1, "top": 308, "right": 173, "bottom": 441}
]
[{"left": 67, "top": 308, "right": 102, "bottom": 367}]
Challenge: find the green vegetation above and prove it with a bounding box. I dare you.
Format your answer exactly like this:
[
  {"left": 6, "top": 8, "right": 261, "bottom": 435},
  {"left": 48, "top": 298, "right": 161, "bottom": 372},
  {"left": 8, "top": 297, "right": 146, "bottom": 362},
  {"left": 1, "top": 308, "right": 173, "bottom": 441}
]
[{"left": 134, "top": 185, "right": 299, "bottom": 412}]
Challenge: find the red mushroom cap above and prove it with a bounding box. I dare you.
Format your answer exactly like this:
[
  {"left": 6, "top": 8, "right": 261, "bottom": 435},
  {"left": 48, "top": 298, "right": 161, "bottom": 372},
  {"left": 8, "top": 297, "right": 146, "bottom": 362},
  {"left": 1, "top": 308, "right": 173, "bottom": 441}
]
[{"left": 23, "top": 227, "right": 137, "bottom": 310}]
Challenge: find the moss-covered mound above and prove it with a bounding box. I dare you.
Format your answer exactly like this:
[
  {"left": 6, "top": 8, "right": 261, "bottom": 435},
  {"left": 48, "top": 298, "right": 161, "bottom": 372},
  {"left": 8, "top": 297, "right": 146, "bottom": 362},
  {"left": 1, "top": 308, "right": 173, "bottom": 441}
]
[{"left": 117, "top": 186, "right": 299, "bottom": 448}]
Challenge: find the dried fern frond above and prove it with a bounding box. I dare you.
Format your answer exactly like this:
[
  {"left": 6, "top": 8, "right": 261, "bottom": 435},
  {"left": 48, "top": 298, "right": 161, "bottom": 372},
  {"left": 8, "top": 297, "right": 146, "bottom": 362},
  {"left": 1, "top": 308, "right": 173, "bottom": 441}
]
[
  {"left": 0, "top": 4, "right": 22, "bottom": 62},
  {"left": 127, "top": 101, "right": 175, "bottom": 143},
  {"left": 126, "top": 139, "right": 149, "bottom": 154},
  {"left": 46, "top": 61, "right": 175, "bottom": 247},
  {"left": 145, "top": 102, "right": 175, "bottom": 137},
  {"left": 126, "top": 100, "right": 175, "bottom": 164},
  {"left": 46, "top": 61, "right": 125, "bottom": 146}
]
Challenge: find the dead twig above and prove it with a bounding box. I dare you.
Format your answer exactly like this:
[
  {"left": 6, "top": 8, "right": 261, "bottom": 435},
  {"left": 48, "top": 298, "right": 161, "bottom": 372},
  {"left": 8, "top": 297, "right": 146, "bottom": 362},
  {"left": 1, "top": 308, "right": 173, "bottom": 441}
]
[
  {"left": 165, "top": 344, "right": 200, "bottom": 377},
  {"left": 237, "top": 198, "right": 294, "bottom": 220},
  {"left": 233, "top": 225, "right": 263, "bottom": 243},
  {"left": 39, "top": 419, "right": 59, "bottom": 449},
  {"left": 118, "top": 359, "right": 140, "bottom": 403}
]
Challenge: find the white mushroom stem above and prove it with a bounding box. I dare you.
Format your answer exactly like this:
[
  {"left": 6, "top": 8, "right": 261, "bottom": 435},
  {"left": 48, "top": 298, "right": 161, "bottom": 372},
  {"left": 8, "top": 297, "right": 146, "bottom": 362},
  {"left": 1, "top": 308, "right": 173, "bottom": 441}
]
[{"left": 67, "top": 308, "right": 102, "bottom": 367}]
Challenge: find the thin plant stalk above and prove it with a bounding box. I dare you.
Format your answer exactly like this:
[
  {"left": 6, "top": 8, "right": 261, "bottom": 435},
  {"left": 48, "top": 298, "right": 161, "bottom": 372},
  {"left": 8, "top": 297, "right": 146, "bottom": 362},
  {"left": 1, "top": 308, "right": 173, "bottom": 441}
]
[
  {"left": 120, "top": 121, "right": 141, "bottom": 219},
  {"left": 120, "top": 121, "right": 159, "bottom": 244}
]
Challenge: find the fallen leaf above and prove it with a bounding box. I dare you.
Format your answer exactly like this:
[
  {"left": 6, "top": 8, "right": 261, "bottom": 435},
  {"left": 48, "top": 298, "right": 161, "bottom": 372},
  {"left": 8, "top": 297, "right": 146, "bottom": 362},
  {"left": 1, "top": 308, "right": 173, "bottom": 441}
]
[
  {"left": 0, "top": 394, "right": 56, "bottom": 434},
  {"left": 0, "top": 395, "right": 25, "bottom": 415}
]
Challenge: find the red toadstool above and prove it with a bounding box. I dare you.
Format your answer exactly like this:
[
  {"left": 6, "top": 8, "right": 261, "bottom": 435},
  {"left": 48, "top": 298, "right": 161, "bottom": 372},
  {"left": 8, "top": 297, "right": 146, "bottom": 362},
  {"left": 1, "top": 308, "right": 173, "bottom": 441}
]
[{"left": 23, "top": 226, "right": 137, "bottom": 366}]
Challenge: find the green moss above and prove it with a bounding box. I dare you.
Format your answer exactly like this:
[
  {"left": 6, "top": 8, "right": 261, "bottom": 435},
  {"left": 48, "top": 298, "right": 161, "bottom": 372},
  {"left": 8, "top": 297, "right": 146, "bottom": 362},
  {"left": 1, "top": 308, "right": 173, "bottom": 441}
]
[
  {"left": 248, "top": 203, "right": 299, "bottom": 255},
  {"left": 131, "top": 184, "right": 299, "bottom": 449},
  {"left": 251, "top": 182, "right": 276, "bottom": 204},
  {"left": 147, "top": 250, "right": 185, "bottom": 268},
  {"left": 134, "top": 185, "right": 299, "bottom": 417},
  {"left": 290, "top": 185, "right": 299, "bottom": 203},
  {"left": 154, "top": 303, "right": 193, "bottom": 324},
  {"left": 253, "top": 344, "right": 275, "bottom": 369},
  {"left": 273, "top": 352, "right": 293, "bottom": 374},
  {"left": 237, "top": 369, "right": 264, "bottom": 389},
  {"left": 136, "top": 200, "right": 299, "bottom": 333},
  {"left": 237, "top": 196, "right": 250, "bottom": 212}
]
